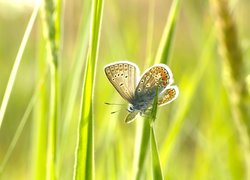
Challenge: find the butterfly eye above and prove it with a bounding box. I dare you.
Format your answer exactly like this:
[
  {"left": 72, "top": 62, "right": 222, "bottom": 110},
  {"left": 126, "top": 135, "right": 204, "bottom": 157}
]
[{"left": 128, "top": 104, "right": 134, "bottom": 112}]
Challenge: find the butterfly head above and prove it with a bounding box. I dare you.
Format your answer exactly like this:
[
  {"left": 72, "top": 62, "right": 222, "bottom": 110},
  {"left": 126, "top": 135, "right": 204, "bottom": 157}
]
[{"left": 127, "top": 104, "right": 135, "bottom": 112}]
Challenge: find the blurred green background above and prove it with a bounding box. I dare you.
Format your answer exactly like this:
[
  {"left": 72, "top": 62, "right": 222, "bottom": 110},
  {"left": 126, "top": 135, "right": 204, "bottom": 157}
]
[{"left": 0, "top": 0, "right": 250, "bottom": 179}]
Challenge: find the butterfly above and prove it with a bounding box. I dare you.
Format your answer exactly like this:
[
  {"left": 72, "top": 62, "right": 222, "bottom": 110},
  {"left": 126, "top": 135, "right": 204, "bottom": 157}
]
[{"left": 104, "top": 61, "right": 179, "bottom": 123}]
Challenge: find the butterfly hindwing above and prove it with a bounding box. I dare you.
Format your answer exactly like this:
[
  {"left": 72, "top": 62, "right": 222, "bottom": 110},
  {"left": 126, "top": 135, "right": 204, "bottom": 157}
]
[
  {"left": 158, "top": 86, "right": 179, "bottom": 106},
  {"left": 104, "top": 61, "right": 139, "bottom": 103}
]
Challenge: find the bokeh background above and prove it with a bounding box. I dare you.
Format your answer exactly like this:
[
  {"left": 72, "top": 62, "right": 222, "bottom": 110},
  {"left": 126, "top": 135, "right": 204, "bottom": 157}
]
[{"left": 0, "top": 0, "right": 250, "bottom": 179}]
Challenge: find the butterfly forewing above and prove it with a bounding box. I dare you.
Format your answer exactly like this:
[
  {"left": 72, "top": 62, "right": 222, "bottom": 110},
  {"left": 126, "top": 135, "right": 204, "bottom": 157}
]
[
  {"left": 158, "top": 86, "right": 179, "bottom": 106},
  {"left": 104, "top": 61, "right": 139, "bottom": 103}
]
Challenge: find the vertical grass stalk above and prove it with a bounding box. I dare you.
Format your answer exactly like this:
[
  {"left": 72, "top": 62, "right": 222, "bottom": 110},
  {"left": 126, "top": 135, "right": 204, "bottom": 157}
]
[
  {"left": 73, "top": 0, "right": 104, "bottom": 179},
  {"left": 150, "top": 127, "right": 163, "bottom": 180},
  {"left": 133, "top": 0, "right": 181, "bottom": 179},
  {"left": 32, "top": 15, "right": 49, "bottom": 180},
  {"left": 155, "top": 0, "right": 181, "bottom": 64},
  {"left": 145, "top": 0, "right": 155, "bottom": 67},
  {"left": 43, "top": 0, "right": 61, "bottom": 179},
  {"left": 210, "top": 0, "right": 250, "bottom": 178},
  {"left": 149, "top": 88, "right": 163, "bottom": 179},
  {"left": 57, "top": 1, "right": 91, "bottom": 177}
]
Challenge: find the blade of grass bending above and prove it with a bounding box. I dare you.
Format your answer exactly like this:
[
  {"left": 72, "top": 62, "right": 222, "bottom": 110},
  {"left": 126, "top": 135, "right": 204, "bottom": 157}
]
[
  {"left": 134, "top": 119, "right": 150, "bottom": 180},
  {"left": 133, "top": 0, "right": 181, "bottom": 179},
  {"left": 145, "top": 0, "right": 155, "bottom": 67},
  {"left": 150, "top": 127, "right": 163, "bottom": 180},
  {"left": 210, "top": 0, "right": 250, "bottom": 178},
  {"left": 160, "top": 31, "right": 216, "bottom": 169},
  {"left": 0, "top": 2, "right": 40, "bottom": 129},
  {"left": 32, "top": 36, "right": 48, "bottom": 180},
  {"left": 155, "top": 0, "right": 181, "bottom": 64},
  {"left": 73, "top": 0, "right": 104, "bottom": 179},
  {"left": 0, "top": 71, "right": 47, "bottom": 175},
  {"left": 150, "top": 88, "right": 163, "bottom": 179},
  {"left": 43, "top": 0, "right": 62, "bottom": 179},
  {"left": 57, "top": 1, "right": 91, "bottom": 177},
  {"left": 135, "top": 88, "right": 164, "bottom": 179},
  {"left": 150, "top": 87, "right": 158, "bottom": 123}
]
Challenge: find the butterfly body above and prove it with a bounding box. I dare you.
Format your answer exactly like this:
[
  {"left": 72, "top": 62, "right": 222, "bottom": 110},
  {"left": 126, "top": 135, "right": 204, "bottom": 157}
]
[{"left": 104, "top": 61, "right": 179, "bottom": 123}]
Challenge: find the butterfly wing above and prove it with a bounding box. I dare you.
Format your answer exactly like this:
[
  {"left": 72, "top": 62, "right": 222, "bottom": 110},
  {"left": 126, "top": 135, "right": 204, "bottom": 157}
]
[
  {"left": 135, "top": 64, "right": 174, "bottom": 99},
  {"left": 158, "top": 86, "right": 179, "bottom": 106},
  {"left": 104, "top": 61, "right": 139, "bottom": 103},
  {"left": 125, "top": 111, "right": 139, "bottom": 123}
]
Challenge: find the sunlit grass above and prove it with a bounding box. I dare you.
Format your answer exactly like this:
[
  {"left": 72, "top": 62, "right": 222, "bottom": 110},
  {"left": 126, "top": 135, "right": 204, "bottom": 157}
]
[
  {"left": 133, "top": 0, "right": 181, "bottom": 179},
  {"left": 73, "top": 0, "right": 104, "bottom": 179}
]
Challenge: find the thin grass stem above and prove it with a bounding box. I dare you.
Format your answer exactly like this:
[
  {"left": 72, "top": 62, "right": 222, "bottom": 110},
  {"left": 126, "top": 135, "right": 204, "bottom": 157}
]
[
  {"left": 73, "top": 0, "right": 104, "bottom": 179},
  {"left": 0, "top": 72, "right": 47, "bottom": 175},
  {"left": 0, "top": 2, "right": 40, "bottom": 129},
  {"left": 155, "top": 0, "right": 181, "bottom": 64},
  {"left": 210, "top": 0, "right": 250, "bottom": 178},
  {"left": 133, "top": 0, "right": 181, "bottom": 179},
  {"left": 42, "top": 0, "right": 61, "bottom": 179}
]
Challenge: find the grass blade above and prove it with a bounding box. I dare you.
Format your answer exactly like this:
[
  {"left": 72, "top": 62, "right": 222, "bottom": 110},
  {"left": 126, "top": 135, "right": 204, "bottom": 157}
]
[
  {"left": 134, "top": 119, "right": 150, "bottom": 180},
  {"left": 32, "top": 20, "right": 48, "bottom": 180},
  {"left": 133, "top": 0, "right": 181, "bottom": 179},
  {"left": 0, "top": 73, "right": 47, "bottom": 175},
  {"left": 42, "top": 0, "right": 62, "bottom": 178},
  {"left": 57, "top": 2, "right": 91, "bottom": 177},
  {"left": 155, "top": 0, "right": 181, "bottom": 64},
  {"left": 0, "top": 2, "right": 40, "bottom": 129},
  {"left": 210, "top": 0, "right": 250, "bottom": 178},
  {"left": 160, "top": 30, "right": 215, "bottom": 167},
  {"left": 73, "top": 0, "right": 104, "bottom": 179},
  {"left": 150, "top": 127, "right": 163, "bottom": 180},
  {"left": 150, "top": 88, "right": 163, "bottom": 179}
]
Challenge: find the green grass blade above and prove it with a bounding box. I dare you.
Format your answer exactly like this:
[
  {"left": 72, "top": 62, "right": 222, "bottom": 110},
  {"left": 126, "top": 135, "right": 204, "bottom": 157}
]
[
  {"left": 0, "top": 2, "right": 40, "bottom": 129},
  {"left": 134, "top": 0, "right": 181, "bottom": 179},
  {"left": 134, "top": 88, "right": 164, "bottom": 179},
  {"left": 150, "top": 127, "right": 163, "bottom": 180},
  {"left": 0, "top": 95, "right": 36, "bottom": 175},
  {"left": 150, "top": 87, "right": 158, "bottom": 122},
  {"left": 210, "top": 0, "right": 250, "bottom": 178},
  {"left": 160, "top": 31, "right": 216, "bottom": 166},
  {"left": 145, "top": 0, "right": 155, "bottom": 67},
  {"left": 150, "top": 88, "right": 163, "bottom": 179},
  {"left": 32, "top": 19, "right": 48, "bottom": 180},
  {"left": 73, "top": 0, "right": 104, "bottom": 179},
  {"left": 57, "top": 2, "right": 91, "bottom": 177},
  {"left": 154, "top": 0, "right": 181, "bottom": 64},
  {"left": 0, "top": 73, "right": 47, "bottom": 175},
  {"left": 43, "top": 0, "right": 61, "bottom": 178},
  {"left": 134, "top": 119, "right": 150, "bottom": 180}
]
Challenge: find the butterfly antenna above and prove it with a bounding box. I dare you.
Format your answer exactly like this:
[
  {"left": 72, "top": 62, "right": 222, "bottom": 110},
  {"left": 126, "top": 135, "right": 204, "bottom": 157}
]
[
  {"left": 110, "top": 109, "right": 125, "bottom": 114},
  {"left": 105, "top": 102, "right": 127, "bottom": 106}
]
